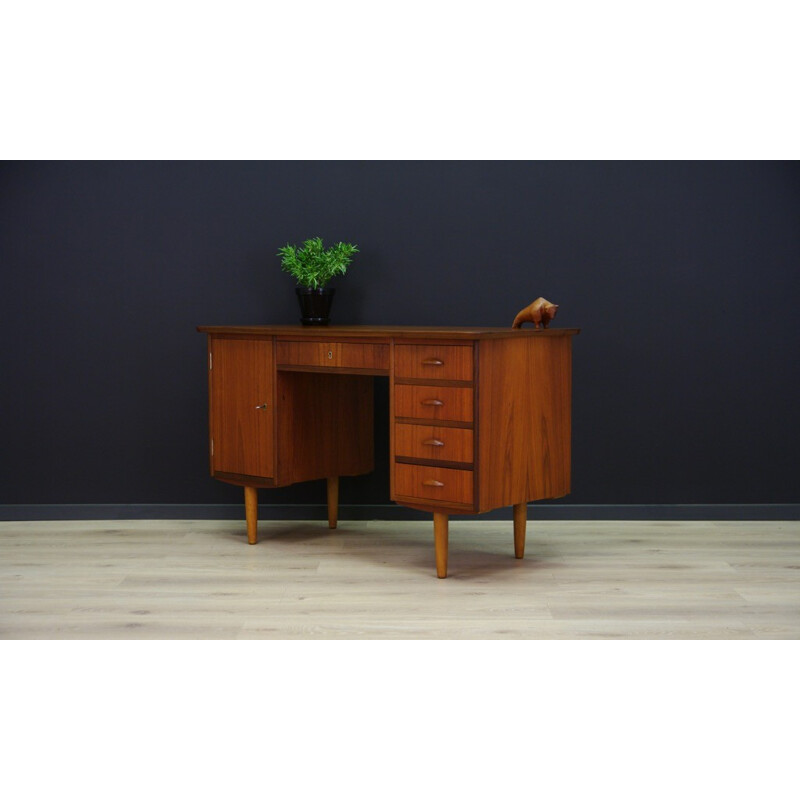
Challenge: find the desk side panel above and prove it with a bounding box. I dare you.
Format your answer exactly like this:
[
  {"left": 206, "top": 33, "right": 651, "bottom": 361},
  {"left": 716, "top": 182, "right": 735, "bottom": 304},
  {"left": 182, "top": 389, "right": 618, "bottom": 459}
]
[{"left": 477, "top": 336, "right": 572, "bottom": 511}]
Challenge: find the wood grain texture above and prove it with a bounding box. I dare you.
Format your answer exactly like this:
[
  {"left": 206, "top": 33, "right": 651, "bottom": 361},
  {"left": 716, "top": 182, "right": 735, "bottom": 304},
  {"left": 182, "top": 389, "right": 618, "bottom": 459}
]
[
  {"left": 276, "top": 340, "right": 389, "bottom": 372},
  {"left": 394, "top": 423, "right": 474, "bottom": 464},
  {"left": 276, "top": 372, "right": 374, "bottom": 486},
  {"left": 394, "top": 377, "right": 473, "bottom": 388},
  {"left": 394, "top": 417, "right": 472, "bottom": 429},
  {"left": 389, "top": 340, "right": 396, "bottom": 510},
  {"left": 477, "top": 335, "right": 572, "bottom": 511},
  {"left": 511, "top": 297, "right": 559, "bottom": 330},
  {"left": 203, "top": 327, "right": 580, "bottom": 566},
  {"left": 2, "top": 520, "right": 797, "bottom": 639},
  {"left": 198, "top": 325, "right": 580, "bottom": 341},
  {"left": 513, "top": 502, "right": 527, "bottom": 558},
  {"left": 433, "top": 512, "right": 449, "bottom": 578},
  {"left": 276, "top": 365, "right": 387, "bottom": 376},
  {"left": 209, "top": 336, "right": 274, "bottom": 479},
  {"left": 210, "top": 472, "right": 276, "bottom": 488},
  {"left": 244, "top": 486, "right": 258, "bottom": 544},
  {"left": 394, "top": 463, "right": 474, "bottom": 506},
  {"left": 394, "top": 344, "right": 473, "bottom": 381},
  {"left": 393, "top": 384, "right": 474, "bottom": 423}
]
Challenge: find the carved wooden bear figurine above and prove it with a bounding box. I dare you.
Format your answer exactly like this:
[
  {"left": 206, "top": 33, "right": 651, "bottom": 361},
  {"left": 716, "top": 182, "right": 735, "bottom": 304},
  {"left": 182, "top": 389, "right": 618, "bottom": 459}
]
[{"left": 512, "top": 297, "right": 559, "bottom": 329}]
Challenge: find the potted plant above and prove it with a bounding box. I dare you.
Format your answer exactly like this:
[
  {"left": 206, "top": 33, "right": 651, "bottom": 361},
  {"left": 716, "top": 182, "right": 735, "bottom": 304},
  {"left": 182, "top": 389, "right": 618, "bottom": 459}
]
[{"left": 277, "top": 237, "right": 359, "bottom": 325}]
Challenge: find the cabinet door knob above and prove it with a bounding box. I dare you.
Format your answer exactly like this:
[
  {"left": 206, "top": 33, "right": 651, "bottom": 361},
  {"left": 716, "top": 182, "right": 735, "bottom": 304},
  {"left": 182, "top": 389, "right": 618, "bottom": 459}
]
[
  {"left": 421, "top": 399, "right": 444, "bottom": 406},
  {"left": 255, "top": 403, "right": 268, "bottom": 409},
  {"left": 423, "top": 479, "right": 445, "bottom": 487},
  {"left": 421, "top": 358, "right": 444, "bottom": 366},
  {"left": 423, "top": 438, "right": 445, "bottom": 447}
]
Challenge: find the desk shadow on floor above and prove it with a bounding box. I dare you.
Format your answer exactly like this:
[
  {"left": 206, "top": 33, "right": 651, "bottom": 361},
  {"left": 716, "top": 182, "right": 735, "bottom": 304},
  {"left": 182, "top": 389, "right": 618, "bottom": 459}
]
[
  {"left": 204, "top": 520, "right": 565, "bottom": 579},
  {"left": 252, "top": 522, "right": 564, "bottom": 579}
]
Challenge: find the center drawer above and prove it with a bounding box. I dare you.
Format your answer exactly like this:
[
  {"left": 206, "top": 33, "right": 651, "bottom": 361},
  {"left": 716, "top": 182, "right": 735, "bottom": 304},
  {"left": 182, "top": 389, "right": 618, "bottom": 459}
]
[
  {"left": 393, "top": 384, "right": 474, "bottom": 423},
  {"left": 277, "top": 341, "right": 389, "bottom": 371}
]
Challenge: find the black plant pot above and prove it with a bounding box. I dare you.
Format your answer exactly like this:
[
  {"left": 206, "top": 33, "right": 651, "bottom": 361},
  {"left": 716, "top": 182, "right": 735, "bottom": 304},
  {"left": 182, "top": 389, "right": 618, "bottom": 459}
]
[{"left": 296, "top": 287, "right": 335, "bottom": 325}]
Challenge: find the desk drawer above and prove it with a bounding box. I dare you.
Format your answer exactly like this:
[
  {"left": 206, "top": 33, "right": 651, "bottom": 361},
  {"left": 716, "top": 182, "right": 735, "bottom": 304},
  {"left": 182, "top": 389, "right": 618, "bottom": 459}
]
[
  {"left": 394, "top": 344, "right": 473, "bottom": 381},
  {"left": 395, "top": 423, "right": 473, "bottom": 464},
  {"left": 277, "top": 341, "right": 389, "bottom": 371},
  {"left": 395, "top": 462, "right": 473, "bottom": 505},
  {"left": 394, "top": 384, "right": 473, "bottom": 423}
]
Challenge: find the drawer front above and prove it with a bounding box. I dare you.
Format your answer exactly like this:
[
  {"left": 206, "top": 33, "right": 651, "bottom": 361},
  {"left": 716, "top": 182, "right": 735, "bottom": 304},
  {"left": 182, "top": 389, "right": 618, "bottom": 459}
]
[
  {"left": 394, "top": 344, "right": 473, "bottom": 381},
  {"left": 395, "top": 462, "right": 474, "bottom": 506},
  {"left": 277, "top": 341, "right": 389, "bottom": 371},
  {"left": 394, "top": 384, "right": 474, "bottom": 423},
  {"left": 395, "top": 423, "right": 473, "bottom": 464}
]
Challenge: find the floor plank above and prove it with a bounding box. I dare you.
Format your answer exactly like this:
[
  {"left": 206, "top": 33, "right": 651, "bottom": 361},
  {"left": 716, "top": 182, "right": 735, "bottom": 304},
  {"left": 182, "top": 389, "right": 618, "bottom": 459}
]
[{"left": 1, "top": 519, "right": 798, "bottom": 639}]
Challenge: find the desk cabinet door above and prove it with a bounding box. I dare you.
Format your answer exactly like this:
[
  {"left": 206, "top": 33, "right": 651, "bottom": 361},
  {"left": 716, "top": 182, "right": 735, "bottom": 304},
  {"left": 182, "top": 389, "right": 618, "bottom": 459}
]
[{"left": 209, "top": 337, "right": 274, "bottom": 479}]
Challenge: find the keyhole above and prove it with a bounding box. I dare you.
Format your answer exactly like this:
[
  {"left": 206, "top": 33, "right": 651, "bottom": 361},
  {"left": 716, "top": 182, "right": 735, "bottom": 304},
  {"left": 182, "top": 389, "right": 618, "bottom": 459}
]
[{"left": 328, "top": 351, "right": 333, "bottom": 359}]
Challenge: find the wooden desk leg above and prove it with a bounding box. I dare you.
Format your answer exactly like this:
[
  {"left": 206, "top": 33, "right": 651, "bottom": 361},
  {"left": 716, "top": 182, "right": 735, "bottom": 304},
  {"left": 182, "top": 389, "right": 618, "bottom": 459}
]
[
  {"left": 513, "top": 502, "right": 527, "bottom": 559},
  {"left": 327, "top": 476, "right": 339, "bottom": 530},
  {"left": 244, "top": 486, "right": 258, "bottom": 545},
  {"left": 433, "top": 512, "right": 449, "bottom": 578}
]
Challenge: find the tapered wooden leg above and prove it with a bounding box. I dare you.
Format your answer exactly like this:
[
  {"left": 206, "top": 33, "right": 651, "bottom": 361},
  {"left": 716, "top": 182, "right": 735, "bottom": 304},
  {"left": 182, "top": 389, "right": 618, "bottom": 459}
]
[
  {"left": 513, "top": 502, "right": 527, "bottom": 559},
  {"left": 327, "top": 476, "right": 339, "bottom": 529},
  {"left": 244, "top": 486, "right": 258, "bottom": 545},
  {"left": 433, "top": 512, "right": 449, "bottom": 578}
]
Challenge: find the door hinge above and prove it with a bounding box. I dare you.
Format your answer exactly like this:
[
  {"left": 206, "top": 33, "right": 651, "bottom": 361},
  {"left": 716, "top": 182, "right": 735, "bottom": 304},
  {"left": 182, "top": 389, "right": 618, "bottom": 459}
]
[
  {"left": 209, "top": 352, "right": 213, "bottom": 370},
  {"left": 211, "top": 438, "right": 214, "bottom": 456}
]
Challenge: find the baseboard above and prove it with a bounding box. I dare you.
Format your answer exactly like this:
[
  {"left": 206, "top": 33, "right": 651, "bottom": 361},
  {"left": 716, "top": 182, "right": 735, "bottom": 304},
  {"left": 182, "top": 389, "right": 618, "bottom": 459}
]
[{"left": 1, "top": 504, "right": 799, "bottom": 521}]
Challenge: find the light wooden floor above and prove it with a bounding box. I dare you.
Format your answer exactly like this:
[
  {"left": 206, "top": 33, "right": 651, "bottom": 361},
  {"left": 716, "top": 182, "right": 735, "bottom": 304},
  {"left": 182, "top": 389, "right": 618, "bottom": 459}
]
[{"left": 1, "top": 519, "right": 798, "bottom": 639}]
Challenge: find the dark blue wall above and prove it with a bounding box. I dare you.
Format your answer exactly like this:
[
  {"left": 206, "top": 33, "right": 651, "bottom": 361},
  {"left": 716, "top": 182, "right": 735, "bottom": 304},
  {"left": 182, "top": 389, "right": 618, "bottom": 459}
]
[{"left": 2, "top": 161, "right": 798, "bottom": 510}]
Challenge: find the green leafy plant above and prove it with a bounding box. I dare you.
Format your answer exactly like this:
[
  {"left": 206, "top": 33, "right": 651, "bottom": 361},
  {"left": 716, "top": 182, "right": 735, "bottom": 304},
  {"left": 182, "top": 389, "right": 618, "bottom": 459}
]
[{"left": 277, "top": 237, "right": 359, "bottom": 290}]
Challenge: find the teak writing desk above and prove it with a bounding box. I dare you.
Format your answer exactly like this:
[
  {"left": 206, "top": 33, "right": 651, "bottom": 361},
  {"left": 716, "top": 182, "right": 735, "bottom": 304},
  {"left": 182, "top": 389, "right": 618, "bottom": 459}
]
[{"left": 197, "top": 325, "right": 579, "bottom": 578}]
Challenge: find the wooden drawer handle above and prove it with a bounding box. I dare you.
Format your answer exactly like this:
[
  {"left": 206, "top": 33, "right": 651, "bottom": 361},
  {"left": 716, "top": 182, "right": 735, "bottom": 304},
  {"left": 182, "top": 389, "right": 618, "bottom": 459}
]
[
  {"left": 421, "top": 358, "right": 444, "bottom": 366},
  {"left": 423, "top": 479, "right": 445, "bottom": 487},
  {"left": 421, "top": 399, "right": 444, "bottom": 406},
  {"left": 422, "top": 438, "right": 445, "bottom": 447}
]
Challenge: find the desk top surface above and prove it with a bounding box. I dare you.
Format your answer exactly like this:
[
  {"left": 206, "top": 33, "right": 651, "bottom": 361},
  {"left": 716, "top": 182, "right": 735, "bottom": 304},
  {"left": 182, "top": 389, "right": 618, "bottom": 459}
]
[{"left": 197, "top": 325, "right": 580, "bottom": 340}]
